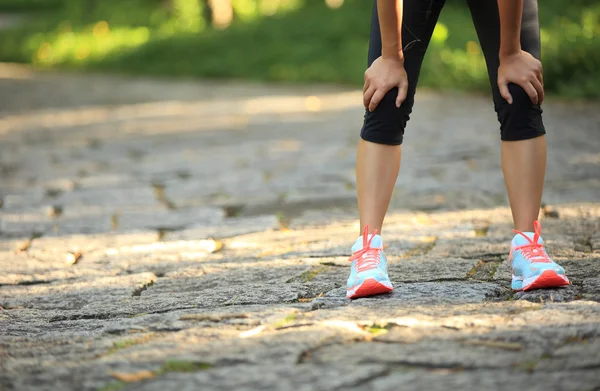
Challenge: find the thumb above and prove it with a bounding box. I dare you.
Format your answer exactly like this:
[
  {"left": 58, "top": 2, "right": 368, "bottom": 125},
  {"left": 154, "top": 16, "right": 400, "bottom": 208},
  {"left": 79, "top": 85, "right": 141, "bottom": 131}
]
[{"left": 498, "top": 80, "right": 512, "bottom": 104}]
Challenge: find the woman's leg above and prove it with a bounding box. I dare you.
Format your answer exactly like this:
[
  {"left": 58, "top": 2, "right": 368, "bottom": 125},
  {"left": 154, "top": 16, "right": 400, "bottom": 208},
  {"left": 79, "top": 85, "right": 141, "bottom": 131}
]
[
  {"left": 358, "top": 0, "right": 445, "bottom": 235},
  {"left": 347, "top": 0, "right": 446, "bottom": 299},
  {"left": 467, "top": 0, "right": 569, "bottom": 291},
  {"left": 467, "top": 0, "right": 546, "bottom": 232},
  {"left": 502, "top": 136, "right": 546, "bottom": 231},
  {"left": 356, "top": 140, "right": 400, "bottom": 235}
]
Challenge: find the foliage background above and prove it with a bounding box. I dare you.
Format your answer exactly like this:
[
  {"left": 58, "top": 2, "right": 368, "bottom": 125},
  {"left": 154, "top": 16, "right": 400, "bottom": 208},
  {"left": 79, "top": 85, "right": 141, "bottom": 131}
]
[{"left": 0, "top": 0, "right": 598, "bottom": 98}]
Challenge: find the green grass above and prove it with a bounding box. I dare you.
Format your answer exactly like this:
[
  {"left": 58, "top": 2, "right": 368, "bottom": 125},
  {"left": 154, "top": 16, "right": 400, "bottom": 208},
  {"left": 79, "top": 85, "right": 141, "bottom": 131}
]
[
  {"left": 96, "top": 360, "right": 212, "bottom": 390},
  {"left": 297, "top": 266, "right": 326, "bottom": 283},
  {"left": 160, "top": 359, "right": 213, "bottom": 373},
  {"left": 97, "top": 381, "right": 127, "bottom": 391},
  {"left": 274, "top": 313, "right": 297, "bottom": 328},
  {"left": 0, "top": 0, "right": 598, "bottom": 98},
  {"left": 108, "top": 339, "right": 140, "bottom": 354},
  {"left": 108, "top": 335, "right": 154, "bottom": 354},
  {"left": 364, "top": 324, "right": 388, "bottom": 337}
]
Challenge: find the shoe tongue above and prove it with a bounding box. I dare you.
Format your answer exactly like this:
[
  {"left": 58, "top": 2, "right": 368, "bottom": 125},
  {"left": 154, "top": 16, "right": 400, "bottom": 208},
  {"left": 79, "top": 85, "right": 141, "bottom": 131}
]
[
  {"left": 512, "top": 232, "right": 544, "bottom": 247},
  {"left": 352, "top": 234, "right": 383, "bottom": 252}
]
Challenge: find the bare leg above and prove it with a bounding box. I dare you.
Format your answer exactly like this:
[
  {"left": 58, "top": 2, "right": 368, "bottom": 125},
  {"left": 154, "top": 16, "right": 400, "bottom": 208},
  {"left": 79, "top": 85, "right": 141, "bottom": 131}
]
[
  {"left": 356, "top": 139, "right": 401, "bottom": 235},
  {"left": 501, "top": 136, "right": 546, "bottom": 232}
]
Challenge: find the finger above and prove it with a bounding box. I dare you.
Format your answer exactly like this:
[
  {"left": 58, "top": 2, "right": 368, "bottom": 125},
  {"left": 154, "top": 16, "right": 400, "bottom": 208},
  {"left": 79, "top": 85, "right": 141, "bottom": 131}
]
[
  {"left": 363, "top": 80, "right": 369, "bottom": 94},
  {"left": 498, "top": 80, "right": 512, "bottom": 104},
  {"left": 363, "top": 85, "right": 376, "bottom": 109},
  {"left": 522, "top": 82, "right": 539, "bottom": 104},
  {"left": 369, "top": 89, "right": 386, "bottom": 112},
  {"left": 396, "top": 83, "right": 408, "bottom": 108},
  {"left": 531, "top": 77, "right": 544, "bottom": 104}
]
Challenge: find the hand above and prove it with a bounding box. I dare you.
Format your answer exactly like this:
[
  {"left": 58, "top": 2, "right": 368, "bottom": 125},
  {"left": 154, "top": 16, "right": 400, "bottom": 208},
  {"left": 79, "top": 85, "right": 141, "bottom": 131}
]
[
  {"left": 498, "top": 50, "right": 544, "bottom": 105},
  {"left": 363, "top": 56, "right": 408, "bottom": 112}
]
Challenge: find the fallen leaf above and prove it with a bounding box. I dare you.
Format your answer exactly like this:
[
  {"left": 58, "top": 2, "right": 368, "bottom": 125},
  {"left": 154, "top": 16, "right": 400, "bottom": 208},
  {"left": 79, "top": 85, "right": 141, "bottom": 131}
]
[
  {"left": 3, "top": 305, "right": 24, "bottom": 310},
  {"left": 47, "top": 205, "right": 63, "bottom": 218},
  {"left": 111, "top": 213, "right": 119, "bottom": 230},
  {"left": 111, "top": 370, "right": 156, "bottom": 382},
  {"left": 211, "top": 239, "right": 223, "bottom": 253},
  {"left": 65, "top": 251, "right": 83, "bottom": 266},
  {"left": 542, "top": 205, "right": 560, "bottom": 218},
  {"left": 180, "top": 313, "right": 249, "bottom": 321},
  {"left": 151, "top": 183, "right": 165, "bottom": 202},
  {"left": 16, "top": 240, "right": 31, "bottom": 252},
  {"left": 462, "top": 339, "right": 523, "bottom": 351}
]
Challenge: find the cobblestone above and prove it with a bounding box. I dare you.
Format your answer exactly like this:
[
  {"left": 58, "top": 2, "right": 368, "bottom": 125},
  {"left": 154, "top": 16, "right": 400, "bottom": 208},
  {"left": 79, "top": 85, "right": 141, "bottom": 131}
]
[{"left": 0, "top": 68, "right": 598, "bottom": 390}]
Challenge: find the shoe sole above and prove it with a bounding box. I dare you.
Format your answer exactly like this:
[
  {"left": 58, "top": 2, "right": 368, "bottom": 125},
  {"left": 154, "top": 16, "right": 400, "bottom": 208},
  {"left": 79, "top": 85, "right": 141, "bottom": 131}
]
[
  {"left": 515, "top": 270, "right": 570, "bottom": 291},
  {"left": 347, "top": 278, "right": 393, "bottom": 299}
]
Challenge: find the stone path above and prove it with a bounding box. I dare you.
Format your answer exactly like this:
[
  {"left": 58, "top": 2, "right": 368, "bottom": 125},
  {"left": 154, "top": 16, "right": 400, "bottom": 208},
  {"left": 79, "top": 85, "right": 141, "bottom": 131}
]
[{"left": 1, "top": 66, "right": 599, "bottom": 391}]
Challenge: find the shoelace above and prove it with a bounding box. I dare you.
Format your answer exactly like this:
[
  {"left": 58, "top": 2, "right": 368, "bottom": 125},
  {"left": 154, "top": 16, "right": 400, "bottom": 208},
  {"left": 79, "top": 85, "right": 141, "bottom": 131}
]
[
  {"left": 513, "top": 220, "right": 551, "bottom": 263},
  {"left": 349, "top": 225, "right": 381, "bottom": 272}
]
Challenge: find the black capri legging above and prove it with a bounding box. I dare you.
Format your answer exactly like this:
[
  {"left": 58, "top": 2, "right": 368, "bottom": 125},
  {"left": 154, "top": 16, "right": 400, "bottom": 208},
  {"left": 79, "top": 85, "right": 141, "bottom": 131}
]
[{"left": 361, "top": 0, "right": 545, "bottom": 145}]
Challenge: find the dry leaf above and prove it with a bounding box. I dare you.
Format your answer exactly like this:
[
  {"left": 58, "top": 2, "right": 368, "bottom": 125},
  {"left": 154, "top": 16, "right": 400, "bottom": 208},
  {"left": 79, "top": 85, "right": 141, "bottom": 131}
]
[
  {"left": 462, "top": 339, "right": 522, "bottom": 351},
  {"left": 66, "top": 251, "right": 83, "bottom": 266},
  {"left": 47, "top": 205, "right": 63, "bottom": 218},
  {"left": 180, "top": 313, "right": 248, "bottom": 321},
  {"left": 152, "top": 183, "right": 165, "bottom": 202},
  {"left": 111, "top": 370, "right": 156, "bottom": 382},
  {"left": 194, "top": 239, "right": 224, "bottom": 253},
  {"left": 542, "top": 205, "right": 560, "bottom": 218},
  {"left": 211, "top": 239, "right": 223, "bottom": 253},
  {"left": 16, "top": 239, "right": 31, "bottom": 252},
  {"left": 111, "top": 213, "right": 119, "bottom": 230}
]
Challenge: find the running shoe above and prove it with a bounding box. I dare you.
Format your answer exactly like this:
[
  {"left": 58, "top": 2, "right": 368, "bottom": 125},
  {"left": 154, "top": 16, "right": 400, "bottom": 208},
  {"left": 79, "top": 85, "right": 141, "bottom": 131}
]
[
  {"left": 510, "top": 220, "right": 570, "bottom": 291},
  {"left": 346, "top": 225, "right": 393, "bottom": 299}
]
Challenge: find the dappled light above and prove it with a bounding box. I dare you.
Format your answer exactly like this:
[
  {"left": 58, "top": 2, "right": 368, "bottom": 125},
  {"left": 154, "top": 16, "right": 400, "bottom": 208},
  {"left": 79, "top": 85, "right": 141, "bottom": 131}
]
[
  {"left": 33, "top": 25, "right": 151, "bottom": 66},
  {"left": 0, "top": 1, "right": 599, "bottom": 389}
]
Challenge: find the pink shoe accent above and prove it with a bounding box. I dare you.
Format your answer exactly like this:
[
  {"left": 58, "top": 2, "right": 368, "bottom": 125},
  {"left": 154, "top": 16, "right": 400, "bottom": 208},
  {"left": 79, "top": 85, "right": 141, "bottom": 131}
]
[
  {"left": 347, "top": 278, "right": 393, "bottom": 299},
  {"left": 349, "top": 225, "right": 382, "bottom": 272},
  {"left": 512, "top": 221, "right": 551, "bottom": 264},
  {"left": 522, "top": 270, "right": 570, "bottom": 291}
]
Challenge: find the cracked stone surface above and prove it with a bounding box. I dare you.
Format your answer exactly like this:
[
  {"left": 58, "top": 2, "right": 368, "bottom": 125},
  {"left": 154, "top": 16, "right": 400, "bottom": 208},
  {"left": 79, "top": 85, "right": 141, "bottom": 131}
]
[{"left": 1, "top": 69, "right": 599, "bottom": 391}]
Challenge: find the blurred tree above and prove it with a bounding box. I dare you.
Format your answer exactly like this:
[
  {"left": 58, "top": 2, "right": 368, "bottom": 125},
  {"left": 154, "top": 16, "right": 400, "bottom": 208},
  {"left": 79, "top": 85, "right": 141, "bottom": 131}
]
[
  {"left": 164, "top": 0, "right": 233, "bottom": 30},
  {"left": 169, "top": 0, "right": 204, "bottom": 31},
  {"left": 207, "top": 0, "right": 233, "bottom": 29}
]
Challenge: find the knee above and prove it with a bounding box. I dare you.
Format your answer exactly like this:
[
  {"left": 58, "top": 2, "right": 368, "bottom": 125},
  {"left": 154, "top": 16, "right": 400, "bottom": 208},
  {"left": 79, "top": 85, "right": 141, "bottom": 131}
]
[
  {"left": 360, "top": 88, "right": 413, "bottom": 146},
  {"left": 496, "top": 83, "right": 546, "bottom": 141}
]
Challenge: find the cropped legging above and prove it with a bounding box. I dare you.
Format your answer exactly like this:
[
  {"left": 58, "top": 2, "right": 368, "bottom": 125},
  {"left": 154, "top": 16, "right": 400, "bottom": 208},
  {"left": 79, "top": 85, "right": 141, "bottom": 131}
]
[{"left": 361, "top": 0, "right": 545, "bottom": 145}]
